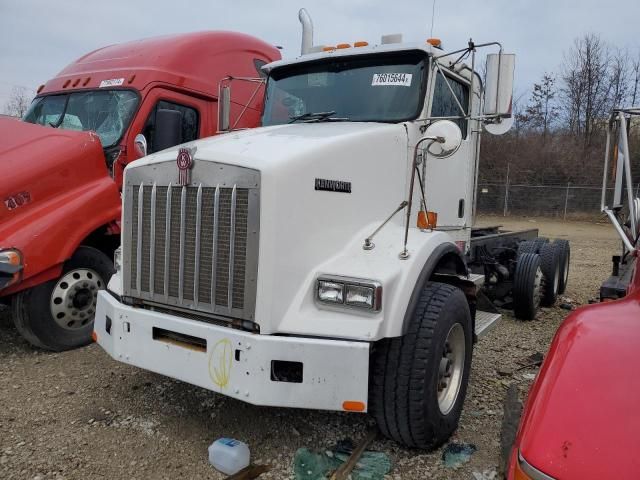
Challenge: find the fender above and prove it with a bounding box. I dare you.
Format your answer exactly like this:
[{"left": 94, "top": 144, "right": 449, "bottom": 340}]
[
  {"left": 0, "top": 178, "right": 120, "bottom": 296},
  {"left": 400, "top": 241, "right": 468, "bottom": 335},
  {"left": 272, "top": 221, "right": 469, "bottom": 342}
]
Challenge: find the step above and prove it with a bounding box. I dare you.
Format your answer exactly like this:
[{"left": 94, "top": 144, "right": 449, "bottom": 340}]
[
  {"left": 475, "top": 310, "right": 501, "bottom": 339},
  {"left": 468, "top": 273, "right": 485, "bottom": 287}
]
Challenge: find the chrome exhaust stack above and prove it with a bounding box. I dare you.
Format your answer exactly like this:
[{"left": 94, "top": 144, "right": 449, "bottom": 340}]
[{"left": 299, "top": 8, "right": 314, "bottom": 54}]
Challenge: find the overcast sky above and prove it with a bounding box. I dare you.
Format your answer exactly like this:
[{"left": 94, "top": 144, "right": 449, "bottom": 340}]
[{"left": 1, "top": 0, "right": 640, "bottom": 107}]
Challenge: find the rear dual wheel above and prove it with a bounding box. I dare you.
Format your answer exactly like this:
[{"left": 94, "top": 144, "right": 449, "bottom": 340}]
[{"left": 12, "top": 246, "right": 113, "bottom": 351}]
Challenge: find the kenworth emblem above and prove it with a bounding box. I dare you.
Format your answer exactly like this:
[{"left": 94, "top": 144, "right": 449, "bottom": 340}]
[
  {"left": 315, "top": 178, "right": 352, "bottom": 193},
  {"left": 176, "top": 147, "right": 195, "bottom": 185}
]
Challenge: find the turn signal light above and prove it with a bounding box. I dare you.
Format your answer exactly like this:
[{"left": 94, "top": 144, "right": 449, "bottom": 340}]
[
  {"left": 417, "top": 211, "right": 438, "bottom": 229},
  {"left": 354, "top": 41, "right": 369, "bottom": 47},
  {"left": 427, "top": 38, "right": 442, "bottom": 47},
  {"left": 343, "top": 401, "right": 365, "bottom": 412},
  {"left": 336, "top": 43, "right": 351, "bottom": 49}
]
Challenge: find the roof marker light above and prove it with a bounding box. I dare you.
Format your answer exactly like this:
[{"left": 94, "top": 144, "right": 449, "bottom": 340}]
[
  {"left": 336, "top": 43, "right": 351, "bottom": 49},
  {"left": 323, "top": 46, "right": 336, "bottom": 51},
  {"left": 62, "top": 80, "right": 71, "bottom": 88},
  {"left": 83, "top": 77, "right": 91, "bottom": 86},
  {"left": 36, "top": 84, "right": 44, "bottom": 94},
  {"left": 354, "top": 41, "right": 369, "bottom": 47},
  {"left": 427, "top": 38, "right": 442, "bottom": 47},
  {"left": 128, "top": 74, "right": 136, "bottom": 84},
  {"left": 72, "top": 78, "right": 80, "bottom": 87}
]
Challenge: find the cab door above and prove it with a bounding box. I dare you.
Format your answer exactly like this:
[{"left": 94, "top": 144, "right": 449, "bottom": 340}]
[{"left": 424, "top": 69, "right": 472, "bottom": 235}]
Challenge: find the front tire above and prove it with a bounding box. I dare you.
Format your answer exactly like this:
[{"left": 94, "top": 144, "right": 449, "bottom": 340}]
[
  {"left": 12, "top": 246, "right": 114, "bottom": 351},
  {"left": 370, "top": 282, "right": 472, "bottom": 449}
]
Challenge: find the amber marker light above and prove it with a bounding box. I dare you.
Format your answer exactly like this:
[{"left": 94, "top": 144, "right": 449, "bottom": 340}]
[
  {"left": 417, "top": 211, "right": 429, "bottom": 229},
  {"left": 336, "top": 43, "right": 351, "bottom": 49},
  {"left": 91, "top": 331, "right": 98, "bottom": 343},
  {"left": 343, "top": 401, "right": 366, "bottom": 412},
  {"left": 323, "top": 46, "right": 336, "bottom": 51},
  {"left": 427, "top": 211, "right": 438, "bottom": 228},
  {"left": 354, "top": 41, "right": 369, "bottom": 47},
  {"left": 426, "top": 38, "right": 442, "bottom": 47}
]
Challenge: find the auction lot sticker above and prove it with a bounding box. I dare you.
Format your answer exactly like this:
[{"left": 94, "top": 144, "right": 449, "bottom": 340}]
[{"left": 371, "top": 73, "right": 412, "bottom": 86}]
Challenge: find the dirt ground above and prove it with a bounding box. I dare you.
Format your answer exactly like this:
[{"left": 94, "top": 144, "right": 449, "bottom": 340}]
[{"left": 0, "top": 216, "right": 619, "bottom": 480}]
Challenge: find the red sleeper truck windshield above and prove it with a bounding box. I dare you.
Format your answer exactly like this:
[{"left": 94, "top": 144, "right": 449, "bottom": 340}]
[{"left": 23, "top": 89, "right": 139, "bottom": 148}]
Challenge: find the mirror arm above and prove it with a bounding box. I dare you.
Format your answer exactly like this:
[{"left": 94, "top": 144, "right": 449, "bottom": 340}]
[{"left": 399, "top": 136, "right": 444, "bottom": 260}]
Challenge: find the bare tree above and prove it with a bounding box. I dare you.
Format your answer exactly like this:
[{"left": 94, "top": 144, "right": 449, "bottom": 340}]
[
  {"left": 560, "top": 33, "right": 611, "bottom": 146},
  {"left": 3, "top": 86, "right": 32, "bottom": 118},
  {"left": 518, "top": 73, "right": 560, "bottom": 143},
  {"left": 609, "top": 48, "right": 631, "bottom": 109},
  {"left": 631, "top": 55, "right": 640, "bottom": 106}
]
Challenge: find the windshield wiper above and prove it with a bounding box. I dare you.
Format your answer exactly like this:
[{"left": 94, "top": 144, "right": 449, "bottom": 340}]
[{"left": 289, "top": 111, "right": 347, "bottom": 123}]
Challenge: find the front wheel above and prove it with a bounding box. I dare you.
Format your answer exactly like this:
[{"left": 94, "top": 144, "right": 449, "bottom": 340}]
[
  {"left": 369, "top": 282, "right": 472, "bottom": 449},
  {"left": 12, "top": 246, "right": 114, "bottom": 351}
]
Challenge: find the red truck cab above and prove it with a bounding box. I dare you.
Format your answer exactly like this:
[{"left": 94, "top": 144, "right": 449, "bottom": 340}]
[{"left": 0, "top": 31, "right": 280, "bottom": 350}]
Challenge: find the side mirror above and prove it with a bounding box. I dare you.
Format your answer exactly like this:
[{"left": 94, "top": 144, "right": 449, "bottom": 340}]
[
  {"left": 218, "top": 85, "right": 231, "bottom": 132},
  {"left": 483, "top": 53, "right": 516, "bottom": 135},
  {"left": 134, "top": 133, "right": 147, "bottom": 157},
  {"left": 154, "top": 109, "right": 183, "bottom": 152},
  {"left": 423, "top": 120, "right": 463, "bottom": 158}
]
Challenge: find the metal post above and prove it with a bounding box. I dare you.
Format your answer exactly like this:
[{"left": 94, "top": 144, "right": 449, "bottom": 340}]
[
  {"left": 563, "top": 182, "right": 570, "bottom": 220},
  {"left": 503, "top": 163, "right": 510, "bottom": 217}
]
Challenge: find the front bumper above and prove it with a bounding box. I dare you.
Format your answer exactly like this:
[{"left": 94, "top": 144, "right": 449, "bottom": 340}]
[{"left": 94, "top": 291, "right": 371, "bottom": 411}]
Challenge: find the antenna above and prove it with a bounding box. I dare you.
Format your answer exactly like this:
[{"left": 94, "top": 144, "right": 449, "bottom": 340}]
[{"left": 430, "top": 0, "right": 437, "bottom": 38}]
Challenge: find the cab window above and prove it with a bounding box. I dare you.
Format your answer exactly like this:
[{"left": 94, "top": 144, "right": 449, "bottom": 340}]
[
  {"left": 142, "top": 100, "right": 199, "bottom": 154},
  {"left": 431, "top": 72, "right": 469, "bottom": 138}
]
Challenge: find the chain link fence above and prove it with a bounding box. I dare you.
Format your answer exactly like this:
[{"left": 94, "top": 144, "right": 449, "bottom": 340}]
[{"left": 477, "top": 182, "right": 640, "bottom": 218}]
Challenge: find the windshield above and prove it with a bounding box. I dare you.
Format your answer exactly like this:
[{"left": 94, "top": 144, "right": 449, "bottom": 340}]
[
  {"left": 23, "top": 89, "right": 139, "bottom": 148},
  {"left": 262, "top": 51, "right": 428, "bottom": 126}
]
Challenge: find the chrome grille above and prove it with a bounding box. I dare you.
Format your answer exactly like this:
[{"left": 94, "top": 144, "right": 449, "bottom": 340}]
[{"left": 123, "top": 163, "right": 259, "bottom": 321}]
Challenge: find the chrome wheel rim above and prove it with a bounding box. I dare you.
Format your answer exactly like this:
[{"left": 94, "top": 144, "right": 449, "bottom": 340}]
[
  {"left": 50, "top": 268, "right": 104, "bottom": 330},
  {"left": 437, "top": 323, "right": 466, "bottom": 415},
  {"left": 563, "top": 254, "right": 570, "bottom": 287}
]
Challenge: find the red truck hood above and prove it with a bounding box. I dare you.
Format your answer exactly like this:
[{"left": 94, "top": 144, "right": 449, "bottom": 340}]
[
  {"left": 518, "top": 284, "right": 640, "bottom": 478},
  {"left": 0, "top": 118, "right": 108, "bottom": 221}
]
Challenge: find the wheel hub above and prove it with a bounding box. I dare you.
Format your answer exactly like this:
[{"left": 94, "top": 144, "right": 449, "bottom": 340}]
[
  {"left": 50, "top": 268, "right": 104, "bottom": 330},
  {"left": 533, "top": 267, "right": 543, "bottom": 308},
  {"left": 437, "top": 323, "right": 466, "bottom": 415}
]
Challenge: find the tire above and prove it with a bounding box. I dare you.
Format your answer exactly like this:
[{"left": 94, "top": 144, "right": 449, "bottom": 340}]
[
  {"left": 539, "top": 244, "right": 560, "bottom": 307},
  {"left": 369, "top": 282, "right": 472, "bottom": 449},
  {"left": 517, "top": 238, "right": 548, "bottom": 257},
  {"left": 12, "top": 246, "right": 114, "bottom": 351},
  {"left": 553, "top": 239, "right": 571, "bottom": 295},
  {"left": 513, "top": 253, "right": 542, "bottom": 320}
]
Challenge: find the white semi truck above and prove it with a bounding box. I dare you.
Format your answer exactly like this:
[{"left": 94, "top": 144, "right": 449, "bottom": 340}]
[{"left": 94, "top": 10, "right": 570, "bottom": 448}]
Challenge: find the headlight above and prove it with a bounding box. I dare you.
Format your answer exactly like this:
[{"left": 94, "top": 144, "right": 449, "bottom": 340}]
[
  {"left": 0, "top": 248, "right": 23, "bottom": 290},
  {"left": 316, "top": 275, "right": 381, "bottom": 311},
  {"left": 515, "top": 451, "right": 556, "bottom": 480},
  {"left": 114, "top": 246, "right": 122, "bottom": 274}
]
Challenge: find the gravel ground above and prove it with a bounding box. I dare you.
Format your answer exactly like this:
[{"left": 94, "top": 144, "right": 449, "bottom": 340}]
[{"left": 0, "top": 216, "right": 618, "bottom": 480}]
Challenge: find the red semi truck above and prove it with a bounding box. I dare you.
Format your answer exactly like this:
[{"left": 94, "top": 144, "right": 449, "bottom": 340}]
[{"left": 0, "top": 31, "right": 280, "bottom": 351}]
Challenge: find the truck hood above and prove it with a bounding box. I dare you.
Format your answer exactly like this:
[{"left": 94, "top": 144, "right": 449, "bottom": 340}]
[
  {"left": 126, "top": 122, "right": 412, "bottom": 338},
  {"left": 131, "top": 122, "right": 407, "bottom": 171},
  {"left": 518, "top": 290, "right": 640, "bottom": 478},
  {"left": 0, "top": 118, "right": 108, "bottom": 222}
]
